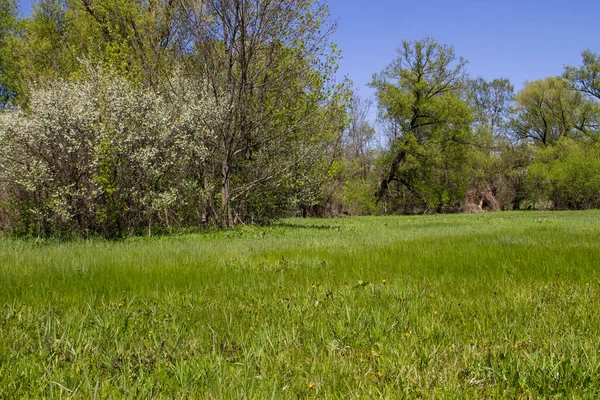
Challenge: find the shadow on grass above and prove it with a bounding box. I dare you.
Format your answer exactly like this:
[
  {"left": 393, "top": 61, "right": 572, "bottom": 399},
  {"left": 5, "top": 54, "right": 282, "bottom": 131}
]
[{"left": 269, "top": 221, "right": 342, "bottom": 231}]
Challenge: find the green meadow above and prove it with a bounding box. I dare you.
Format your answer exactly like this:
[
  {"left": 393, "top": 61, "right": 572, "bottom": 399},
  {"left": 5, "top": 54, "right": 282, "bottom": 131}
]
[{"left": 1, "top": 211, "right": 600, "bottom": 398}]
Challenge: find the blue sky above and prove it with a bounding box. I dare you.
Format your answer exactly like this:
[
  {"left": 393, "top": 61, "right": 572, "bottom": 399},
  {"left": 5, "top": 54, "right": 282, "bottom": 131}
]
[
  {"left": 18, "top": 0, "right": 600, "bottom": 123},
  {"left": 328, "top": 0, "right": 600, "bottom": 97}
]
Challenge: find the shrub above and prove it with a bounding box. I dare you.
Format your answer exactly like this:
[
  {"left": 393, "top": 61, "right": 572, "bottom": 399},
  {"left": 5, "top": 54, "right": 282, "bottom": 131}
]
[{"left": 0, "top": 68, "right": 220, "bottom": 236}]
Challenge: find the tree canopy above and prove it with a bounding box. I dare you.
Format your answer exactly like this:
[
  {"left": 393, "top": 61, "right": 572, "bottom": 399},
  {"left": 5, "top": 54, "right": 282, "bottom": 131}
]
[{"left": 371, "top": 38, "right": 475, "bottom": 212}]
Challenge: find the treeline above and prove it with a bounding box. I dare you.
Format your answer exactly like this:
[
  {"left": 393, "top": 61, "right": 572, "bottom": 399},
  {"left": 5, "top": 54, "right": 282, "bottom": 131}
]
[
  {"left": 0, "top": 0, "right": 347, "bottom": 236},
  {"left": 340, "top": 39, "right": 600, "bottom": 215},
  {"left": 0, "top": 1, "right": 599, "bottom": 237}
]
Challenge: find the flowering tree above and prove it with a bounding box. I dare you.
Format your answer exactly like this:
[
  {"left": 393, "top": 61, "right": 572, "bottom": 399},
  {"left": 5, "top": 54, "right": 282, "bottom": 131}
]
[{"left": 0, "top": 68, "right": 220, "bottom": 236}]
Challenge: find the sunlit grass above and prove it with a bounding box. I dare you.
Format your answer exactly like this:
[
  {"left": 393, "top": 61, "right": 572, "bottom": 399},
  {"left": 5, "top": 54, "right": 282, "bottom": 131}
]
[{"left": 1, "top": 211, "right": 600, "bottom": 398}]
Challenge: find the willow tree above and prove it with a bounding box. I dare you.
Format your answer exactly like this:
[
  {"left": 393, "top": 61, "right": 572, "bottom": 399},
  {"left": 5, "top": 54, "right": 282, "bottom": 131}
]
[
  {"left": 372, "top": 37, "right": 475, "bottom": 212},
  {"left": 512, "top": 77, "right": 599, "bottom": 146},
  {"left": 565, "top": 50, "right": 600, "bottom": 101}
]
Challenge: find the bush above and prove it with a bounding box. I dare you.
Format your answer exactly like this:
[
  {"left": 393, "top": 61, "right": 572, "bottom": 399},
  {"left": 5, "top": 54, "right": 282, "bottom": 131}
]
[
  {"left": 528, "top": 138, "right": 600, "bottom": 209},
  {"left": 0, "top": 68, "right": 220, "bottom": 236}
]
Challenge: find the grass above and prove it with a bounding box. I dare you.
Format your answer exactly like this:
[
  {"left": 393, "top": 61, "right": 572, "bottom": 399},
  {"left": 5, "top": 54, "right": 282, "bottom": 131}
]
[{"left": 1, "top": 211, "right": 600, "bottom": 398}]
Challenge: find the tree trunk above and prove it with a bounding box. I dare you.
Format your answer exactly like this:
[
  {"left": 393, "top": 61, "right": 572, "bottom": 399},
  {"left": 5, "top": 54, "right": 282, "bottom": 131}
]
[
  {"left": 513, "top": 197, "right": 521, "bottom": 210},
  {"left": 377, "top": 147, "right": 406, "bottom": 201},
  {"left": 221, "top": 161, "right": 234, "bottom": 228}
]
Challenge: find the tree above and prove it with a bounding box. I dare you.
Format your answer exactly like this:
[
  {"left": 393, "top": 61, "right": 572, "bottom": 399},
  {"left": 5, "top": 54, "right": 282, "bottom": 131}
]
[
  {"left": 181, "top": 0, "right": 347, "bottom": 227},
  {"left": 371, "top": 37, "right": 475, "bottom": 212},
  {"left": 327, "top": 92, "right": 379, "bottom": 216},
  {"left": 73, "top": 0, "right": 188, "bottom": 89},
  {"left": 345, "top": 93, "right": 376, "bottom": 166},
  {"left": 5, "top": 0, "right": 189, "bottom": 106},
  {"left": 467, "top": 77, "right": 514, "bottom": 139},
  {"left": 565, "top": 50, "right": 600, "bottom": 101},
  {"left": 464, "top": 78, "right": 522, "bottom": 208},
  {"left": 488, "top": 139, "right": 533, "bottom": 210},
  {"left": 528, "top": 138, "right": 600, "bottom": 209},
  {"left": 1, "top": 0, "right": 86, "bottom": 106},
  {"left": 0, "top": 0, "right": 19, "bottom": 107},
  {"left": 511, "top": 77, "right": 599, "bottom": 146},
  {"left": 22, "top": 0, "right": 80, "bottom": 84}
]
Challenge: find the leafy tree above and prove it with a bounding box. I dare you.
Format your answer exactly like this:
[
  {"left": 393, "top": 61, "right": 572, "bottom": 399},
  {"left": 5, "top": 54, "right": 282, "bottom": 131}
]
[
  {"left": 371, "top": 37, "right": 475, "bottom": 212},
  {"left": 345, "top": 93, "right": 376, "bottom": 170},
  {"left": 182, "top": 0, "right": 347, "bottom": 226},
  {"left": 528, "top": 138, "right": 600, "bottom": 209},
  {"left": 73, "top": 0, "right": 188, "bottom": 88},
  {"left": 328, "top": 92, "right": 379, "bottom": 216},
  {"left": 565, "top": 50, "right": 600, "bottom": 101},
  {"left": 6, "top": 0, "right": 188, "bottom": 106},
  {"left": 16, "top": 0, "right": 81, "bottom": 96},
  {"left": 467, "top": 77, "right": 514, "bottom": 139},
  {"left": 464, "top": 78, "right": 521, "bottom": 208},
  {"left": 490, "top": 139, "right": 534, "bottom": 210},
  {"left": 0, "top": 0, "right": 19, "bottom": 107},
  {"left": 511, "top": 77, "right": 599, "bottom": 145}
]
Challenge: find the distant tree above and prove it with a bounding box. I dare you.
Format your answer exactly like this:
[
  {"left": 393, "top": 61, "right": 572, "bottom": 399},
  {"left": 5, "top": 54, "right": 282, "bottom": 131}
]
[
  {"left": 467, "top": 77, "right": 514, "bottom": 139},
  {"left": 511, "top": 77, "right": 599, "bottom": 146},
  {"left": 565, "top": 50, "right": 600, "bottom": 101},
  {"left": 329, "top": 92, "right": 379, "bottom": 216},
  {"left": 345, "top": 93, "right": 376, "bottom": 173},
  {"left": 528, "top": 138, "right": 600, "bottom": 209},
  {"left": 371, "top": 37, "right": 475, "bottom": 212},
  {"left": 464, "top": 78, "right": 520, "bottom": 207},
  {"left": 489, "top": 139, "right": 534, "bottom": 210}
]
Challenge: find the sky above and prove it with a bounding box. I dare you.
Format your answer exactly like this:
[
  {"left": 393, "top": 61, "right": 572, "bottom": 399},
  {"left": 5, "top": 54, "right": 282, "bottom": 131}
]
[
  {"left": 17, "top": 0, "right": 600, "bottom": 123},
  {"left": 327, "top": 0, "right": 600, "bottom": 99}
]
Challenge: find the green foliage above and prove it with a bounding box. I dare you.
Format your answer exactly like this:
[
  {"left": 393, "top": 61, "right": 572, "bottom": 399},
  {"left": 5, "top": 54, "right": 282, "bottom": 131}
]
[
  {"left": 0, "top": 0, "right": 19, "bottom": 106},
  {"left": 4, "top": 0, "right": 190, "bottom": 106},
  {"left": 512, "top": 77, "right": 599, "bottom": 145},
  {"left": 528, "top": 138, "right": 600, "bottom": 209},
  {"left": 372, "top": 38, "right": 477, "bottom": 212},
  {"left": 1, "top": 212, "right": 600, "bottom": 397},
  {"left": 70, "top": 0, "right": 185, "bottom": 87},
  {"left": 342, "top": 173, "right": 378, "bottom": 215},
  {"left": 12, "top": 0, "right": 83, "bottom": 104},
  {"left": 489, "top": 141, "right": 534, "bottom": 210},
  {"left": 565, "top": 50, "right": 600, "bottom": 101},
  {"left": 466, "top": 77, "right": 514, "bottom": 139},
  {"left": 325, "top": 92, "right": 380, "bottom": 216}
]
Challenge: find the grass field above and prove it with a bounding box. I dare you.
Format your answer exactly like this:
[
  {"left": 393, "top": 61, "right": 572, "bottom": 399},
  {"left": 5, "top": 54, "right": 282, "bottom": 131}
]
[{"left": 1, "top": 211, "right": 600, "bottom": 398}]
